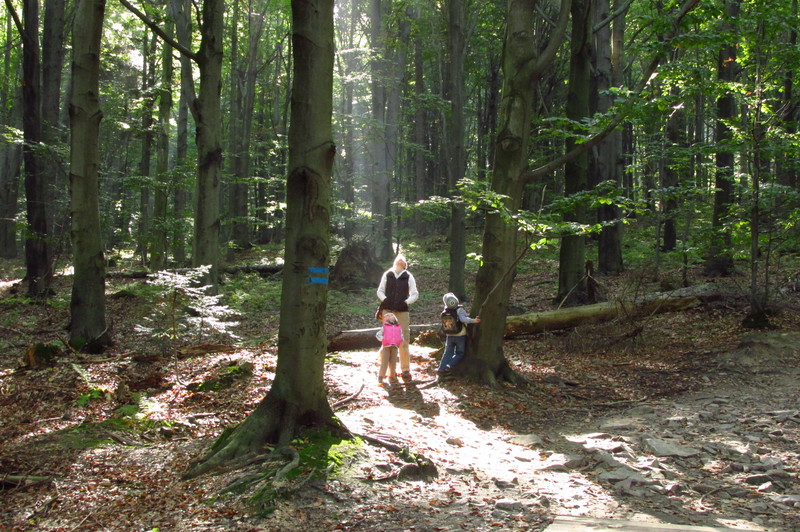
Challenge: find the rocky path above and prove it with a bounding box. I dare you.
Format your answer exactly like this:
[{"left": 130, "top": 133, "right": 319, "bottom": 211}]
[{"left": 293, "top": 331, "right": 800, "bottom": 531}]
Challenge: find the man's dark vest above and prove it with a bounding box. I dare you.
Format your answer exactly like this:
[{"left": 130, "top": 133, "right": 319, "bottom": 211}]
[{"left": 384, "top": 271, "right": 410, "bottom": 312}]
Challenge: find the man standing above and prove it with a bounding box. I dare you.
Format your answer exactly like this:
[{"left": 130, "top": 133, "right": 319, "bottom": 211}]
[{"left": 377, "top": 254, "right": 418, "bottom": 382}]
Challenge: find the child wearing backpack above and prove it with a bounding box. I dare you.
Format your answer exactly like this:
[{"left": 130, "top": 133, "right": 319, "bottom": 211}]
[
  {"left": 376, "top": 311, "right": 403, "bottom": 386},
  {"left": 438, "top": 292, "right": 480, "bottom": 375}
]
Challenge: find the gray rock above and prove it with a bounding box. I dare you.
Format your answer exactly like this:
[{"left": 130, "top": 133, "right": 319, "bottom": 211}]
[
  {"left": 494, "top": 498, "right": 523, "bottom": 512},
  {"left": 642, "top": 437, "right": 701, "bottom": 458}
]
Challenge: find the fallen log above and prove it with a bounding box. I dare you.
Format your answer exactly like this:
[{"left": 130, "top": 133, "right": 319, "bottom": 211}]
[
  {"left": 328, "top": 324, "right": 434, "bottom": 352},
  {"left": 504, "top": 294, "right": 702, "bottom": 336},
  {"left": 326, "top": 294, "right": 704, "bottom": 352},
  {"left": 1, "top": 474, "right": 51, "bottom": 488},
  {"left": 107, "top": 263, "right": 283, "bottom": 279}
]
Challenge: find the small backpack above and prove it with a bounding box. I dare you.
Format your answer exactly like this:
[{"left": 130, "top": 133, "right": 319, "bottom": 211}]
[{"left": 440, "top": 307, "right": 463, "bottom": 335}]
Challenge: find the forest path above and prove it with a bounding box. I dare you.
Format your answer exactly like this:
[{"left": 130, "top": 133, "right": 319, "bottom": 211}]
[{"left": 311, "top": 333, "right": 800, "bottom": 531}]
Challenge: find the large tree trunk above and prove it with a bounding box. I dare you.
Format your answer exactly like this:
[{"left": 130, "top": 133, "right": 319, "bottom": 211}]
[
  {"left": 467, "top": 0, "right": 571, "bottom": 386},
  {"left": 185, "top": 0, "right": 338, "bottom": 479},
  {"left": 69, "top": 0, "right": 111, "bottom": 352}
]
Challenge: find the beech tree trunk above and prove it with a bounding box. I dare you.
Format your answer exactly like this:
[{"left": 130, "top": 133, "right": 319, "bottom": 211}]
[
  {"left": 593, "top": 0, "right": 624, "bottom": 276},
  {"left": 170, "top": 0, "right": 192, "bottom": 267},
  {"left": 69, "top": 0, "right": 111, "bottom": 352},
  {"left": 136, "top": 34, "right": 156, "bottom": 266},
  {"left": 467, "top": 0, "right": 571, "bottom": 386},
  {"left": 150, "top": 19, "right": 174, "bottom": 271},
  {"left": 185, "top": 0, "right": 338, "bottom": 479},
  {"left": 705, "top": 0, "right": 740, "bottom": 276},
  {"left": 190, "top": 0, "right": 225, "bottom": 286},
  {"left": 446, "top": 0, "right": 467, "bottom": 299},
  {"left": 0, "top": 54, "right": 21, "bottom": 258},
  {"left": 41, "top": 0, "right": 66, "bottom": 258},
  {"left": 16, "top": 0, "right": 52, "bottom": 297},
  {"left": 557, "top": 0, "right": 592, "bottom": 306}
]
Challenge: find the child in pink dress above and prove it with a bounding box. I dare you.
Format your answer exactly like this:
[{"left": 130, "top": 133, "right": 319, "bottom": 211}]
[{"left": 376, "top": 311, "right": 403, "bottom": 386}]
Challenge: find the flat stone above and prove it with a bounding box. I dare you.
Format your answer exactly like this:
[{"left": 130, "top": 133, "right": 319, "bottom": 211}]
[
  {"left": 643, "top": 437, "right": 701, "bottom": 458},
  {"left": 545, "top": 516, "right": 746, "bottom": 531}
]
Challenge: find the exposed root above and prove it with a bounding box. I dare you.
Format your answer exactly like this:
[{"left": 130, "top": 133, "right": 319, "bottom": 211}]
[
  {"left": 332, "top": 383, "right": 364, "bottom": 410},
  {"left": 273, "top": 446, "right": 300, "bottom": 484},
  {"left": 353, "top": 431, "right": 439, "bottom": 482}
]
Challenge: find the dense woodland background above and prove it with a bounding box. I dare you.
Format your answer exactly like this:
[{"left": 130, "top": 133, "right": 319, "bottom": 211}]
[
  {"left": 2, "top": 1, "right": 800, "bottom": 528},
  {"left": 2, "top": 0, "right": 800, "bottom": 482},
  {"left": 1, "top": 0, "right": 799, "bottom": 308}
]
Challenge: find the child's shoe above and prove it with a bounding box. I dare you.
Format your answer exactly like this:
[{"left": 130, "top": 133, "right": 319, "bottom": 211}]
[
  {"left": 401, "top": 371, "right": 413, "bottom": 383},
  {"left": 378, "top": 375, "right": 386, "bottom": 386},
  {"left": 388, "top": 375, "right": 399, "bottom": 385}
]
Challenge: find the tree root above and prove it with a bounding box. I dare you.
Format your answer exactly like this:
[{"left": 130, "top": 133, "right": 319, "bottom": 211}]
[
  {"left": 332, "top": 383, "right": 364, "bottom": 410},
  {"left": 273, "top": 447, "right": 300, "bottom": 484},
  {"left": 353, "top": 431, "right": 439, "bottom": 482}
]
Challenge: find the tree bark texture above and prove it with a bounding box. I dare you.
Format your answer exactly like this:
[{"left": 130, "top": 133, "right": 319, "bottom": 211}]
[
  {"left": 190, "top": 0, "right": 224, "bottom": 286},
  {"left": 593, "top": 0, "right": 624, "bottom": 275},
  {"left": 149, "top": 20, "right": 174, "bottom": 271},
  {"left": 185, "top": 0, "right": 339, "bottom": 479},
  {"left": 557, "top": 0, "right": 592, "bottom": 305},
  {"left": 41, "top": 0, "right": 67, "bottom": 255},
  {"left": 170, "top": 0, "right": 192, "bottom": 267},
  {"left": 446, "top": 0, "right": 467, "bottom": 299},
  {"left": 468, "top": 0, "right": 571, "bottom": 386},
  {"left": 69, "top": 0, "right": 111, "bottom": 352},
  {"left": 20, "top": 0, "right": 51, "bottom": 297}
]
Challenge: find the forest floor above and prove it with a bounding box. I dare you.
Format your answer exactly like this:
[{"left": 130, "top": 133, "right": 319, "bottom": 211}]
[{"left": 1, "top": 257, "right": 800, "bottom": 531}]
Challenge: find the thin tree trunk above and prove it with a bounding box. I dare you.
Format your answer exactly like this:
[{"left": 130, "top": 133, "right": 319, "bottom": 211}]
[
  {"left": 594, "top": 0, "right": 625, "bottom": 275},
  {"left": 0, "top": 18, "right": 21, "bottom": 259},
  {"left": 136, "top": 33, "right": 156, "bottom": 266},
  {"left": 0, "top": 143, "right": 21, "bottom": 258},
  {"left": 150, "top": 21, "right": 174, "bottom": 271},
  {"left": 13, "top": 0, "right": 52, "bottom": 296},
  {"left": 557, "top": 0, "right": 592, "bottom": 306},
  {"left": 446, "top": 0, "right": 467, "bottom": 299},
  {"left": 171, "top": 0, "right": 191, "bottom": 267},
  {"left": 705, "top": 0, "right": 740, "bottom": 276}
]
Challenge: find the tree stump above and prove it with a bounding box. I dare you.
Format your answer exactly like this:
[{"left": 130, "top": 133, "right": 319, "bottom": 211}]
[{"left": 330, "top": 240, "right": 384, "bottom": 290}]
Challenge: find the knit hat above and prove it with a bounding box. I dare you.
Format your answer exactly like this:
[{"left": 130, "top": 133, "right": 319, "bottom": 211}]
[{"left": 443, "top": 292, "right": 459, "bottom": 309}]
